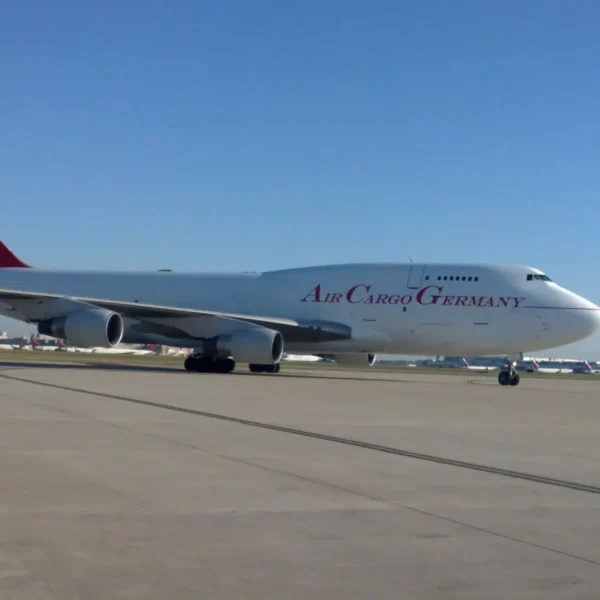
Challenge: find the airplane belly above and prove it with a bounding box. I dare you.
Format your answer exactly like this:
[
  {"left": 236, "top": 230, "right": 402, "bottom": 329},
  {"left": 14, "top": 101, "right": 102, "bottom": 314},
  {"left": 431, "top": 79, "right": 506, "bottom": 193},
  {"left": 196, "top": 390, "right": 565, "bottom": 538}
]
[
  {"left": 396, "top": 306, "right": 537, "bottom": 355},
  {"left": 451, "top": 309, "right": 540, "bottom": 354}
]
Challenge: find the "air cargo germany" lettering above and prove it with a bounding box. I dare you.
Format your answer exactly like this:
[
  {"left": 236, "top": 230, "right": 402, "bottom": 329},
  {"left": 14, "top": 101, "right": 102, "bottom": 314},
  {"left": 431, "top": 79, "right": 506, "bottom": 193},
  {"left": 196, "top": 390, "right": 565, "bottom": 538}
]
[{"left": 300, "top": 284, "right": 526, "bottom": 308}]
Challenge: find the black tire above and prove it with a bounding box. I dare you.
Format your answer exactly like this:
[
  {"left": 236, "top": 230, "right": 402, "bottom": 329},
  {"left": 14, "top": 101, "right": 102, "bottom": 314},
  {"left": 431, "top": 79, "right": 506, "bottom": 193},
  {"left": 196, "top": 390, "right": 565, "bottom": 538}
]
[
  {"left": 184, "top": 357, "right": 196, "bottom": 372},
  {"left": 195, "top": 357, "right": 214, "bottom": 372},
  {"left": 215, "top": 358, "right": 236, "bottom": 374},
  {"left": 498, "top": 371, "right": 510, "bottom": 386},
  {"left": 509, "top": 373, "right": 520, "bottom": 386},
  {"left": 249, "top": 363, "right": 281, "bottom": 374}
]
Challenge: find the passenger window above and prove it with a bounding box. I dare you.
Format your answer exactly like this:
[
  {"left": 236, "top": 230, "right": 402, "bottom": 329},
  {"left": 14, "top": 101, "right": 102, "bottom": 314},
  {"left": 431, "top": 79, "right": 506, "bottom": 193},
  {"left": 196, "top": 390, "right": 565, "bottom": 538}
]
[
  {"left": 443, "top": 276, "right": 447, "bottom": 281},
  {"left": 468, "top": 276, "right": 472, "bottom": 281},
  {"left": 474, "top": 277, "right": 479, "bottom": 282},
  {"left": 449, "top": 276, "right": 454, "bottom": 281},
  {"left": 425, "top": 276, "right": 429, "bottom": 281},
  {"left": 437, "top": 276, "right": 441, "bottom": 281}
]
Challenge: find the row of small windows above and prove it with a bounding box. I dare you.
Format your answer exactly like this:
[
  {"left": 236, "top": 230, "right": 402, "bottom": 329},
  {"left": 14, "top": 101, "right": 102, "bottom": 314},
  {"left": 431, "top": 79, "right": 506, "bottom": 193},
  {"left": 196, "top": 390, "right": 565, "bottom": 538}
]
[{"left": 424, "top": 275, "right": 479, "bottom": 282}]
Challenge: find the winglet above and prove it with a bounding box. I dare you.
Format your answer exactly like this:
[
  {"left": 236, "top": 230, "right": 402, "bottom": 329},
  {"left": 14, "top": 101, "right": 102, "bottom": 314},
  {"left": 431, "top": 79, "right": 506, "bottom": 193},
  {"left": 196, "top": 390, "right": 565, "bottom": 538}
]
[{"left": 0, "top": 241, "right": 31, "bottom": 268}]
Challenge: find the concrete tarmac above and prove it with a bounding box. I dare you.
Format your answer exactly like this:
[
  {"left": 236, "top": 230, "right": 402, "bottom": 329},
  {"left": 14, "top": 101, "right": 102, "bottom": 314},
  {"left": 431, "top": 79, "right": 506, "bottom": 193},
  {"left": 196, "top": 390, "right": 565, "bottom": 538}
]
[{"left": 1, "top": 363, "right": 600, "bottom": 599}]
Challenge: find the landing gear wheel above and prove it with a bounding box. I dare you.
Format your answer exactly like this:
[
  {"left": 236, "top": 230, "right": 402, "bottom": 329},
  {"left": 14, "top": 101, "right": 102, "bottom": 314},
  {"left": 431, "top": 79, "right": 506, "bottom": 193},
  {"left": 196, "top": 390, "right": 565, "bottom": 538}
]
[
  {"left": 184, "top": 356, "right": 209, "bottom": 372},
  {"left": 249, "top": 363, "right": 281, "bottom": 374},
  {"left": 498, "top": 370, "right": 520, "bottom": 386},
  {"left": 498, "top": 371, "right": 510, "bottom": 386},
  {"left": 185, "top": 355, "right": 235, "bottom": 373},
  {"left": 195, "top": 357, "right": 213, "bottom": 372},
  {"left": 214, "top": 358, "right": 236, "bottom": 374}
]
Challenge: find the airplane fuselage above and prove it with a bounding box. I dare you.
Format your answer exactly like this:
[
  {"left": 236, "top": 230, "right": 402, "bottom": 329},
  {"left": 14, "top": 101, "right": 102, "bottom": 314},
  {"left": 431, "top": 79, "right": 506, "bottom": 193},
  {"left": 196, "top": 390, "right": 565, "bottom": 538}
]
[{"left": 1, "top": 262, "right": 598, "bottom": 356}]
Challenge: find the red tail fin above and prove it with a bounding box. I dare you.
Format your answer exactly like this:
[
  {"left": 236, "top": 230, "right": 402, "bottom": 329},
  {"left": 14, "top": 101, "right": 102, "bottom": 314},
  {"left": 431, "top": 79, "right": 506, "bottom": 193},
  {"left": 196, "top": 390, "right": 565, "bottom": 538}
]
[{"left": 0, "top": 241, "right": 31, "bottom": 268}]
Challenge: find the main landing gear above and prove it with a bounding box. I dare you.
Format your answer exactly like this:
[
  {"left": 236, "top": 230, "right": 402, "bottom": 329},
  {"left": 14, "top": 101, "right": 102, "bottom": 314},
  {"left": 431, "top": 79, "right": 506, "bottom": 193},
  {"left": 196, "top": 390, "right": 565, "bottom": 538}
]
[
  {"left": 498, "top": 360, "right": 520, "bottom": 387},
  {"left": 249, "top": 363, "right": 281, "bottom": 374},
  {"left": 184, "top": 355, "right": 236, "bottom": 373},
  {"left": 183, "top": 354, "right": 282, "bottom": 375}
]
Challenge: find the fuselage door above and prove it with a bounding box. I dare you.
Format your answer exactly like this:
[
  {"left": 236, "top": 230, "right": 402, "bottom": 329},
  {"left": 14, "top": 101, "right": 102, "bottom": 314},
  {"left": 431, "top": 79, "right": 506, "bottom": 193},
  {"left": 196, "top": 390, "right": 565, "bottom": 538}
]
[{"left": 407, "top": 264, "right": 426, "bottom": 289}]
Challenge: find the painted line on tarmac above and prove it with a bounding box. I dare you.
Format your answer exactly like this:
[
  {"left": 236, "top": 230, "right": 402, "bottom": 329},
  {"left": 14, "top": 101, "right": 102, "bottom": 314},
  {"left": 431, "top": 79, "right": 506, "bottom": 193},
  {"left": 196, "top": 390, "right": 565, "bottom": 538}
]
[{"left": 2, "top": 371, "right": 600, "bottom": 496}]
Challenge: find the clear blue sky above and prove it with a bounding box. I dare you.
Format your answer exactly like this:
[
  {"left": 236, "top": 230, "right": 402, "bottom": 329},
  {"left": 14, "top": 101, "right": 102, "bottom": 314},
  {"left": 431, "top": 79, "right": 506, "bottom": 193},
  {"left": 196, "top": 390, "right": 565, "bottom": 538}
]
[{"left": 1, "top": 0, "right": 600, "bottom": 357}]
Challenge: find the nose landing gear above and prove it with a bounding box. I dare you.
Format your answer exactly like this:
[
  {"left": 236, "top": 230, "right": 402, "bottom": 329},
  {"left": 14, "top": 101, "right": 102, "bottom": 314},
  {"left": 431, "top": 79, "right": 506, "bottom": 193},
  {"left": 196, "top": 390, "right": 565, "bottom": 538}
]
[
  {"left": 498, "top": 370, "right": 520, "bottom": 386},
  {"left": 498, "top": 357, "right": 520, "bottom": 386}
]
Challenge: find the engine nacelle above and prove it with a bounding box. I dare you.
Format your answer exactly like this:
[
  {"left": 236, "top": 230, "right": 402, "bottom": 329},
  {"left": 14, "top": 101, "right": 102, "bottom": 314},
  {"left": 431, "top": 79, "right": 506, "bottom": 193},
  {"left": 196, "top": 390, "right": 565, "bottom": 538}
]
[
  {"left": 331, "top": 353, "right": 377, "bottom": 367},
  {"left": 214, "top": 328, "right": 284, "bottom": 364},
  {"left": 38, "top": 308, "right": 124, "bottom": 348}
]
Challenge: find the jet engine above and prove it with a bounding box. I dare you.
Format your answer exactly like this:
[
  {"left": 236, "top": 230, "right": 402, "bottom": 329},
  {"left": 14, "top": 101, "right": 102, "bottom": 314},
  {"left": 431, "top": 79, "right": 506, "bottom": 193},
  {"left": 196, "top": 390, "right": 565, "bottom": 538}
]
[
  {"left": 38, "top": 308, "right": 124, "bottom": 348},
  {"left": 331, "top": 353, "right": 377, "bottom": 367},
  {"left": 212, "top": 328, "right": 284, "bottom": 364}
]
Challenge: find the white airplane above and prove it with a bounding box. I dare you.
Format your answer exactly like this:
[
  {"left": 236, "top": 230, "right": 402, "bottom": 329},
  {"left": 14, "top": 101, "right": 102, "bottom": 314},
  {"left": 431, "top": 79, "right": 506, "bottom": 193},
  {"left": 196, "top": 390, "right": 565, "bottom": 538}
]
[
  {"left": 522, "top": 358, "right": 574, "bottom": 374},
  {"left": 571, "top": 360, "right": 600, "bottom": 375},
  {"left": 459, "top": 358, "right": 498, "bottom": 372},
  {"left": 0, "top": 240, "right": 599, "bottom": 387}
]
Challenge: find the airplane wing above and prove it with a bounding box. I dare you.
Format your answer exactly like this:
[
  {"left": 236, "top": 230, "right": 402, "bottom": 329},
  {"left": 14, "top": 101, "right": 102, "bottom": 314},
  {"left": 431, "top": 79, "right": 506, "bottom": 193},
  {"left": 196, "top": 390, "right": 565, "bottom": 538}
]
[{"left": 0, "top": 288, "right": 352, "bottom": 343}]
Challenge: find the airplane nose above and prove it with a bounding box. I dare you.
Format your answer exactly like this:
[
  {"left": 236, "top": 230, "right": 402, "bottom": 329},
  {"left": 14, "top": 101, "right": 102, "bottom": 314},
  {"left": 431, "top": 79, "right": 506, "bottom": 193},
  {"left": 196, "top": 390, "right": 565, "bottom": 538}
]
[
  {"left": 582, "top": 301, "right": 600, "bottom": 336},
  {"left": 562, "top": 293, "right": 600, "bottom": 340},
  {"left": 536, "top": 288, "right": 600, "bottom": 347}
]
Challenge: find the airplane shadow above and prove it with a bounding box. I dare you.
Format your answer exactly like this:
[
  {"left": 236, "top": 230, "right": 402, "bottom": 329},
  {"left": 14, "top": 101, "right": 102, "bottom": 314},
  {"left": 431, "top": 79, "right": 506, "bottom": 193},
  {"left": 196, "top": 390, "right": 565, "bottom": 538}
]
[
  {"left": 0, "top": 360, "right": 467, "bottom": 385},
  {"left": 0, "top": 361, "right": 180, "bottom": 374}
]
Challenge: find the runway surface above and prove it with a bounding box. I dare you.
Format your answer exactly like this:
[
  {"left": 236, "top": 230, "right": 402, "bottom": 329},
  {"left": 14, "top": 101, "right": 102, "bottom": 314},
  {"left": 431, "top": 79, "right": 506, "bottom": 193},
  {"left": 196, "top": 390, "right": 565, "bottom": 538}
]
[{"left": 1, "top": 363, "right": 600, "bottom": 599}]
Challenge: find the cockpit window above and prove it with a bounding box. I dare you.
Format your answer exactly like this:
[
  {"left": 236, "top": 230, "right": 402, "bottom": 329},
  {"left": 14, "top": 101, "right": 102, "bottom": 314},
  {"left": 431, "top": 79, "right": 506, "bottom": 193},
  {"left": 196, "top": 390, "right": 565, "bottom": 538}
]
[{"left": 527, "top": 273, "right": 552, "bottom": 282}]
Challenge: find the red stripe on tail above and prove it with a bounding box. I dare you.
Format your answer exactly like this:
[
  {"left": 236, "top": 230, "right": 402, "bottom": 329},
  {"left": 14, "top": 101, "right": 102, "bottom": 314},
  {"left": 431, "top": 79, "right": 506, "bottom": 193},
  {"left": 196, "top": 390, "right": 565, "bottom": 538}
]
[{"left": 0, "top": 241, "right": 31, "bottom": 268}]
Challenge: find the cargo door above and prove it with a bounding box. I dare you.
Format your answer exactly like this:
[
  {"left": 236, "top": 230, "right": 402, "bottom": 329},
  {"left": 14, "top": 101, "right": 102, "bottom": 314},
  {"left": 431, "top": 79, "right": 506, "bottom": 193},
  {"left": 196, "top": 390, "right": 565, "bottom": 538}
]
[{"left": 407, "top": 264, "right": 426, "bottom": 289}]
